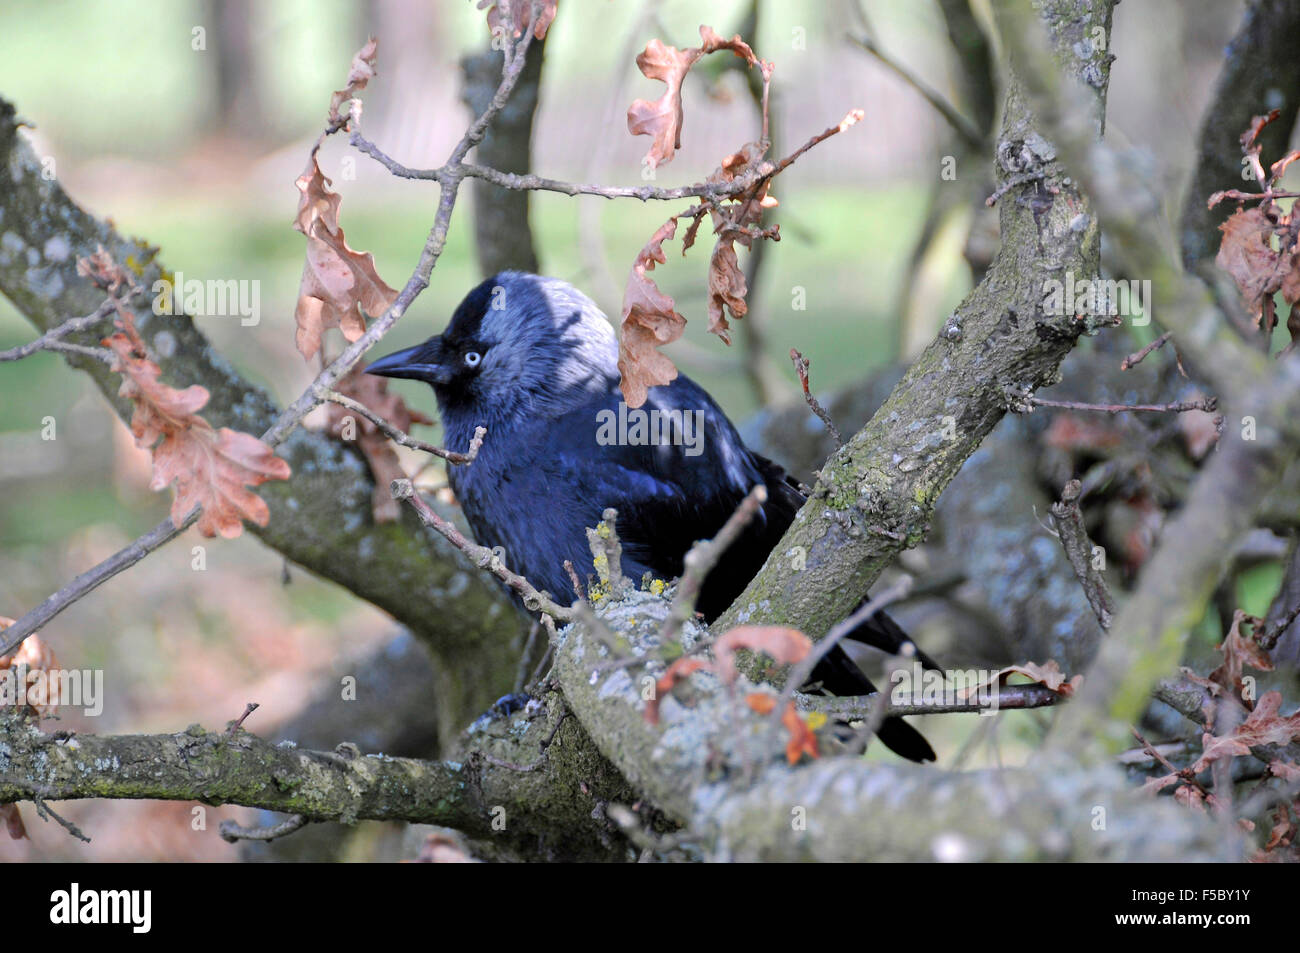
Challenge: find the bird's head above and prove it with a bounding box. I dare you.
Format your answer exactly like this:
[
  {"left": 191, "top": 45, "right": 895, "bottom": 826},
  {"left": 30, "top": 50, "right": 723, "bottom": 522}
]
[{"left": 366, "top": 272, "right": 619, "bottom": 429}]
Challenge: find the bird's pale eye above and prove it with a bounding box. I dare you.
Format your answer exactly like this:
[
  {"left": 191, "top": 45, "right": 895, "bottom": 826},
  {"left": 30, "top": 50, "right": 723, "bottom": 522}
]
[{"left": 464, "top": 351, "right": 482, "bottom": 368}]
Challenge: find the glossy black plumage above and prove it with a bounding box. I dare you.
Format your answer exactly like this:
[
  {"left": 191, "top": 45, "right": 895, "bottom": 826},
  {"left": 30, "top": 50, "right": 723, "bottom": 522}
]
[{"left": 367, "top": 272, "right": 935, "bottom": 761}]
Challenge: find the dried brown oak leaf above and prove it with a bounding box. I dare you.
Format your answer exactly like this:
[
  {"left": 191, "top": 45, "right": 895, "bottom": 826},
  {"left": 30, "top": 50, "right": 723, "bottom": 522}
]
[
  {"left": 627, "top": 25, "right": 765, "bottom": 169},
  {"left": 327, "top": 365, "right": 432, "bottom": 523},
  {"left": 1206, "top": 609, "right": 1273, "bottom": 704},
  {"left": 1216, "top": 207, "right": 1288, "bottom": 321},
  {"left": 1193, "top": 690, "right": 1300, "bottom": 772},
  {"left": 993, "top": 660, "right": 1082, "bottom": 697},
  {"left": 618, "top": 217, "right": 687, "bottom": 408},
  {"left": 294, "top": 153, "right": 398, "bottom": 360},
  {"left": 478, "top": 0, "right": 557, "bottom": 40},
  {"left": 328, "top": 37, "right": 379, "bottom": 129},
  {"left": 104, "top": 320, "right": 290, "bottom": 538},
  {"left": 701, "top": 142, "right": 780, "bottom": 341}
]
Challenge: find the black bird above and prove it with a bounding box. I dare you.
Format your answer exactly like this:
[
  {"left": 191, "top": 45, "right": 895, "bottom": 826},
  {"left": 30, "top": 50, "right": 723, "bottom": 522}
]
[{"left": 367, "top": 272, "right": 936, "bottom": 761}]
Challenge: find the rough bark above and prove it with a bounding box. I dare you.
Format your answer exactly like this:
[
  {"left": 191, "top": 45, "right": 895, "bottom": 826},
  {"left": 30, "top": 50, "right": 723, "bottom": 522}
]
[
  {"left": 0, "top": 697, "right": 637, "bottom": 862},
  {"left": 1, "top": 589, "right": 1244, "bottom": 862}
]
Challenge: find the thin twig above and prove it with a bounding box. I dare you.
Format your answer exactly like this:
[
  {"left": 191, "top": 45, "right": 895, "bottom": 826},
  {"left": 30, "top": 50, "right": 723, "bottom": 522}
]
[
  {"left": 219, "top": 813, "right": 308, "bottom": 843},
  {"left": 1019, "top": 391, "right": 1218, "bottom": 415},
  {"left": 848, "top": 33, "right": 983, "bottom": 149},
  {"left": 0, "top": 776, "right": 91, "bottom": 843},
  {"left": 228, "top": 702, "right": 260, "bottom": 735},
  {"left": 0, "top": 299, "right": 116, "bottom": 364},
  {"left": 0, "top": 507, "right": 200, "bottom": 659},
  {"left": 796, "top": 682, "right": 1063, "bottom": 718},
  {"left": 774, "top": 576, "right": 913, "bottom": 719},
  {"left": 660, "top": 485, "right": 767, "bottom": 646},
  {"left": 985, "top": 170, "right": 1045, "bottom": 207},
  {"left": 324, "top": 391, "right": 485, "bottom": 463},
  {"left": 513, "top": 619, "right": 543, "bottom": 694},
  {"left": 391, "top": 479, "right": 574, "bottom": 622},
  {"left": 789, "top": 348, "right": 842, "bottom": 448},
  {"left": 1049, "top": 479, "right": 1115, "bottom": 631},
  {"left": 1120, "top": 331, "right": 1173, "bottom": 370}
]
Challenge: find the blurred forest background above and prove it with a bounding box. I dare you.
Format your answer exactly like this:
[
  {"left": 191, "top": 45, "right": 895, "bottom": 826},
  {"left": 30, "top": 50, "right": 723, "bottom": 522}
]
[{"left": 0, "top": 0, "right": 1277, "bottom": 859}]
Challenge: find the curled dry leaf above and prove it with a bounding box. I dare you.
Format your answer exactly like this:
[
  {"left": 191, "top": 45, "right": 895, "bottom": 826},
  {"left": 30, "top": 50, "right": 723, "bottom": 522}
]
[
  {"left": 706, "top": 241, "right": 747, "bottom": 343},
  {"left": 1270, "top": 760, "right": 1300, "bottom": 782},
  {"left": 294, "top": 153, "right": 399, "bottom": 360},
  {"left": 618, "top": 217, "right": 686, "bottom": 408},
  {"left": 1216, "top": 207, "right": 1288, "bottom": 321},
  {"left": 1194, "top": 690, "right": 1300, "bottom": 772},
  {"left": 779, "top": 700, "right": 820, "bottom": 764},
  {"left": 1206, "top": 609, "right": 1273, "bottom": 703},
  {"left": 643, "top": 656, "right": 710, "bottom": 725},
  {"left": 104, "top": 318, "right": 291, "bottom": 538},
  {"left": 980, "top": 659, "right": 1082, "bottom": 697},
  {"left": 627, "top": 25, "right": 766, "bottom": 169},
  {"left": 478, "top": 0, "right": 557, "bottom": 40},
  {"left": 1, "top": 804, "right": 26, "bottom": 841},
  {"left": 327, "top": 365, "right": 433, "bottom": 523},
  {"left": 75, "top": 245, "right": 134, "bottom": 295},
  {"left": 328, "top": 36, "right": 379, "bottom": 129}
]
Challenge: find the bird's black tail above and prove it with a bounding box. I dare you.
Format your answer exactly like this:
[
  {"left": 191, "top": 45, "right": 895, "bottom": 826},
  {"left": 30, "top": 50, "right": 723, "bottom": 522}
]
[{"left": 810, "top": 642, "right": 936, "bottom": 763}]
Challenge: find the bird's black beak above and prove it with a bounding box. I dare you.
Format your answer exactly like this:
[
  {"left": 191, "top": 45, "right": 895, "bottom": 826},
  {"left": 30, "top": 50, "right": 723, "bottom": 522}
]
[{"left": 365, "top": 337, "right": 452, "bottom": 385}]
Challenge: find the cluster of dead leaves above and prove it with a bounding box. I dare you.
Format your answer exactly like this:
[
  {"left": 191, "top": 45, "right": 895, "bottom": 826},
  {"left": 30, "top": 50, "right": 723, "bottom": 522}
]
[
  {"left": 627, "top": 26, "right": 769, "bottom": 170},
  {"left": 296, "top": 40, "right": 436, "bottom": 521},
  {"left": 104, "top": 312, "right": 290, "bottom": 538},
  {"left": 617, "top": 24, "right": 861, "bottom": 407},
  {"left": 0, "top": 617, "right": 63, "bottom": 841},
  {"left": 1143, "top": 611, "right": 1300, "bottom": 856},
  {"left": 645, "top": 625, "right": 820, "bottom": 765},
  {"left": 1211, "top": 110, "right": 1300, "bottom": 347},
  {"left": 617, "top": 27, "right": 783, "bottom": 408}
]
